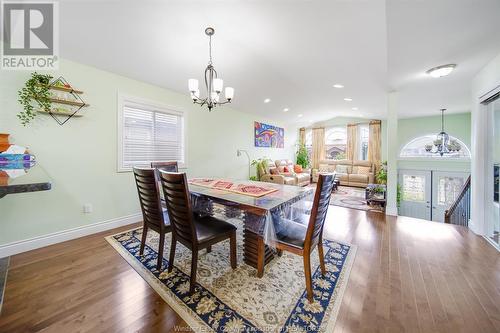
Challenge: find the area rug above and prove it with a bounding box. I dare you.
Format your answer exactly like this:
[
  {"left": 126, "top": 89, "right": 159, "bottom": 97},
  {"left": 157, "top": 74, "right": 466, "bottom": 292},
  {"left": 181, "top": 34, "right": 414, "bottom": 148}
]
[
  {"left": 106, "top": 219, "right": 356, "bottom": 332},
  {"left": 330, "top": 186, "right": 384, "bottom": 213},
  {"left": 0, "top": 257, "right": 9, "bottom": 314}
]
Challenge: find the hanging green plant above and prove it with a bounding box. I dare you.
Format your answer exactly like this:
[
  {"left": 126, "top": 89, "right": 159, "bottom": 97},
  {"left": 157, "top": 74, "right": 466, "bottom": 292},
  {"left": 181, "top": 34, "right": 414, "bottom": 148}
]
[
  {"left": 17, "top": 72, "right": 53, "bottom": 126},
  {"left": 296, "top": 143, "right": 310, "bottom": 169}
]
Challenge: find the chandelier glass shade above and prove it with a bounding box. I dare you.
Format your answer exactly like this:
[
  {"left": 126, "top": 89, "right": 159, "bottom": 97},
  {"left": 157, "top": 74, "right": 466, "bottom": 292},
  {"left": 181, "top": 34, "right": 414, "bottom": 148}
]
[
  {"left": 424, "top": 109, "right": 452, "bottom": 156},
  {"left": 188, "top": 27, "right": 234, "bottom": 111}
]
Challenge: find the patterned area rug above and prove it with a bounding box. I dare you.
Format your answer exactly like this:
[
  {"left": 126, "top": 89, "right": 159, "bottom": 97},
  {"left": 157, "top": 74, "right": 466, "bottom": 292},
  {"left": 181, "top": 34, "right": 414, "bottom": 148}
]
[
  {"left": 106, "top": 219, "right": 356, "bottom": 332},
  {"left": 330, "top": 186, "right": 384, "bottom": 213}
]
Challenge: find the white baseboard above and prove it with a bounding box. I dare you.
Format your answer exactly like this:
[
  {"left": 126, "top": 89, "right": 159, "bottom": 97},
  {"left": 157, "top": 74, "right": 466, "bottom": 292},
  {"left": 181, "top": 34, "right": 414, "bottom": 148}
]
[{"left": 0, "top": 213, "right": 142, "bottom": 258}]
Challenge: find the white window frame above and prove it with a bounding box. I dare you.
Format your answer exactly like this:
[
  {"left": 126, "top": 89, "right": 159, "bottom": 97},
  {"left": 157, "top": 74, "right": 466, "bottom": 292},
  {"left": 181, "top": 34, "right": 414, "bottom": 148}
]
[{"left": 117, "top": 93, "right": 187, "bottom": 172}]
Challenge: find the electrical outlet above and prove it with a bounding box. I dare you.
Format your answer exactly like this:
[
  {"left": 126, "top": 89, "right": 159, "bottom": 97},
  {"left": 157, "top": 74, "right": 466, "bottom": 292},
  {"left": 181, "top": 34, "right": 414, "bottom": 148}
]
[{"left": 83, "top": 203, "right": 93, "bottom": 214}]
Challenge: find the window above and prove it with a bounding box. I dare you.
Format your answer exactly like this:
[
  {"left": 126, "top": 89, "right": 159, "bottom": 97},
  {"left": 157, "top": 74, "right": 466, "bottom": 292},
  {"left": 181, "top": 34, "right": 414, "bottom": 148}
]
[
  {"left": 118, "top": 95, "right": 185, "bottom": 172},
  {"left": 325, "top": 127, "right": 347, "bottom": 160},
  {"left": 358, "top": 124, "right": 369, "bottom": 160},
  {"left": 437, "top": 176, "right": 464, "bottom": 206},
  {"left": 402, "top": 175, "right": 426, "bottom": 202},
  {"left": 400, "top": 134, "right": 471, "bottom": 159}
]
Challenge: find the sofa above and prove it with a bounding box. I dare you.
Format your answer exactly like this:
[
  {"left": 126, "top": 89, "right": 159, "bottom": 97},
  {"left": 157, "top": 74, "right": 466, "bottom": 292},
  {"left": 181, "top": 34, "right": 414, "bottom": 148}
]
[
  {"left": 259, "top": 159, "right": 311, "bottom": 186},
  {"left": 312, "top": 159, "right": 374, "bottom": 187}
]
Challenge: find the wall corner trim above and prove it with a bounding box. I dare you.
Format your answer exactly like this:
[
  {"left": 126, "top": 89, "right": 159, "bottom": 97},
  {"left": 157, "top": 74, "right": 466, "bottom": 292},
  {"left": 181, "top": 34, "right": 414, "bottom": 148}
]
[{"left": 0, "top": 213, "right": 142, "bottom": 258}]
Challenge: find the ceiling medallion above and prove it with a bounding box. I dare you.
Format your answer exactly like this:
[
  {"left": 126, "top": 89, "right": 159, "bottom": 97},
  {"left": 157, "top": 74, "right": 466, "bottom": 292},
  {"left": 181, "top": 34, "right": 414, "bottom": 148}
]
[{"left": 188, "top": 27, "right": 234, "bottom": 111}]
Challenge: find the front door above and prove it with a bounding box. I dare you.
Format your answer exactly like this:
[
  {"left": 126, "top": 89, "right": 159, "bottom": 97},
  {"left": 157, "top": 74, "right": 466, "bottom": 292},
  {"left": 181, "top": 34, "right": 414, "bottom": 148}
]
[
  {"left": 398, "top": 170, "right": 432, "bottom": 220},
  {"left": 431, "top": 171, "right": 468, "bottom": 222}
]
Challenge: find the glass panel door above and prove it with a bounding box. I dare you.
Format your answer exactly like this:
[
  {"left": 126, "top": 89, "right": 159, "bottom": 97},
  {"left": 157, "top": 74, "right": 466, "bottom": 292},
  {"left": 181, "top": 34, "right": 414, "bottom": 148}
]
[
  {"left": 432, "top": 172, "right": 468, "bottom": 222},
  {"left": 398, "top": 170, "right": 432, "bottom": 220}
]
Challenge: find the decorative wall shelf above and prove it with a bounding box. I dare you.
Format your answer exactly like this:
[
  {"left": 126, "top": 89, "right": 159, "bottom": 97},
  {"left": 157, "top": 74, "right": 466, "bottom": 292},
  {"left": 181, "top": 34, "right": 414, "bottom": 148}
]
[
  {"left": 38, "top": 76, "right": 88, "bottom": 125},
  {"left": 37, "top": 109, "right": 83, "bottom": 117},
  {"left": 48, "top": 98, "right": 89, "bottom": 107}
]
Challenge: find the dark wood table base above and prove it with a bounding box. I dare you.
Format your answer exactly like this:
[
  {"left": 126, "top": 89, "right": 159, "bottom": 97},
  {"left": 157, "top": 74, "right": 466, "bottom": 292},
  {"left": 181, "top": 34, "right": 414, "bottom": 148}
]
[{"left": 242, "top": 229, "right": 274, "bottom": 277}]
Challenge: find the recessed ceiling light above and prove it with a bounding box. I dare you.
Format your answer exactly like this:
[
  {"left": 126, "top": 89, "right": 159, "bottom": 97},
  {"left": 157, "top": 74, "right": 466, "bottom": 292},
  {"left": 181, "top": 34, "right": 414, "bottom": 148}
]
[
  {"left": 264, "top": 98, "right": 271, "bottom": 103},
  {"left": 352, "top": 107, "right": 358, "bottom": 111},
  {"left": 283, "top": 108, "right": 289, "bottom": 112},
  {"left": 333, "top": 84, "right": 344, "bottom": 89},
  {"left": 344, "top": 98, "right": 353, "bottom": 102},
  {"left": 297, "top": 114, "right": 303, "bottom": 118},
  {"left": 308, "top": 120, "right": 313, "bottom": 123},
  {"left": 426, "top": 64, "right": 456, "bottom": 78}
]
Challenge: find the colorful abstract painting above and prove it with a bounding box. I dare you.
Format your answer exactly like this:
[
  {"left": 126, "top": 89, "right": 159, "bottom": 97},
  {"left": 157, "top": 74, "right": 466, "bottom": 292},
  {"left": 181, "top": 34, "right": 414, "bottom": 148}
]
[{"left": 254, "top": 121, "right": 284, "bottom": 148}]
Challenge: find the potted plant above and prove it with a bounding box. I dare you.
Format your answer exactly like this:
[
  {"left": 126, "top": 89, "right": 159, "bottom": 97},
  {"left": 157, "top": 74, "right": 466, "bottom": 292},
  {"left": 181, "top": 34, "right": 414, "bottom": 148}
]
[
  {"left": 250, "top": 158, "right": 269, "bottom": 180},
  {"left": 376, "top": 161, "right": 387, "bottom": 184},
  {"left": 296, "top": 143, "right": 309, "bottom": 169},
  {"left": 17, "top": 72, "right": 53, "bottom": 126}
]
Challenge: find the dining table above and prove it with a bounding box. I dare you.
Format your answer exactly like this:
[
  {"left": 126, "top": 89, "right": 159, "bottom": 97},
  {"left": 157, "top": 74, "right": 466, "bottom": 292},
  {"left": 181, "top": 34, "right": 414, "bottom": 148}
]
[{"left": 187, "top": 179, "right": 313, "bottom": 277}]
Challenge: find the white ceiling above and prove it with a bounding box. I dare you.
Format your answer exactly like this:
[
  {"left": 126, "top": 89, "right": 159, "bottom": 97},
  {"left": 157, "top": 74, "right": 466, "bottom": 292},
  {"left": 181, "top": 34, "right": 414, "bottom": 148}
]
[{"left": 58, "top": 0, "right": 500, "bottom": 124}]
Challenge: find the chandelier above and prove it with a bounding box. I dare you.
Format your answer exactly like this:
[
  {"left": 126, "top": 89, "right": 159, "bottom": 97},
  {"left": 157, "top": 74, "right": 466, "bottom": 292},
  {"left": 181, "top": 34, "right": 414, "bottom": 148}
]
[
  {"left": 188, "top": 27, "right": 234, "bottom": 111},
  {"left": 425, "top": 108, "right": 459, "bottom": 156}
]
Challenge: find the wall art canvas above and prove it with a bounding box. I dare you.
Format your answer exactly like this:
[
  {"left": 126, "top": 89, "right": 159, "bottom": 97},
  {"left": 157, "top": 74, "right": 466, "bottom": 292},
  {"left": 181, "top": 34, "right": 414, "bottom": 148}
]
[{"left": 254, "top": 121, "right": 284, "bottom": 148}]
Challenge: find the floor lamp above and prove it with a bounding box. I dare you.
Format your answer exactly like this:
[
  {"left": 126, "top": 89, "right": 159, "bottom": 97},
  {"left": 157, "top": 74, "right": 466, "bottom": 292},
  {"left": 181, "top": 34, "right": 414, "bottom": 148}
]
[{"left": 237, "top": 149, "right": 251, "bottom": 180}]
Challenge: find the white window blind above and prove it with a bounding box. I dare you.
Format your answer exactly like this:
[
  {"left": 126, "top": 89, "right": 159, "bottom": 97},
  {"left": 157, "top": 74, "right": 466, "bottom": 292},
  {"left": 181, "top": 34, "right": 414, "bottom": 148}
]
[{"left": 118, "top": 96, "right": 185, "bottom": 171}]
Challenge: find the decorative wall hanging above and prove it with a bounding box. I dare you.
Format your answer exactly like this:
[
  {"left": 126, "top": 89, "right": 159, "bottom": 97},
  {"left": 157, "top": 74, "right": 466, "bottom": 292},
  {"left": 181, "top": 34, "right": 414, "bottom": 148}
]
[
  {"left": 254, "top": 121, "right": 284, "bottom": 148},
  {"left": 18, "top": 73, "right": 89, "bottom": 126}
]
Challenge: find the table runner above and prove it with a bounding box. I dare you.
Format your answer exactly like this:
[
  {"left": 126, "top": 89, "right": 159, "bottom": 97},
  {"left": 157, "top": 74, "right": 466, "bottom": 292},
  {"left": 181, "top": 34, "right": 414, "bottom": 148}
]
[{"left": 188, "top": 178, "right": 278, "bottom": 197}]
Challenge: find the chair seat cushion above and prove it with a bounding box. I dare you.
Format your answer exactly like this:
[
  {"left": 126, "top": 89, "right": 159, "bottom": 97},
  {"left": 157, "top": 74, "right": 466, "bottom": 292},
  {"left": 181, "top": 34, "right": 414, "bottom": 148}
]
[
  {"left": 296, "top": 173, "right": 310, "bottom": 182},
  {"left": 276, "top": 220, "right": 307, "bottom": 249},
  {"left": 194, "top": 215, "right": 236, "bottom": 244},
  {"left": 283, "top": 177, "right": 296, "bottom": 185}
]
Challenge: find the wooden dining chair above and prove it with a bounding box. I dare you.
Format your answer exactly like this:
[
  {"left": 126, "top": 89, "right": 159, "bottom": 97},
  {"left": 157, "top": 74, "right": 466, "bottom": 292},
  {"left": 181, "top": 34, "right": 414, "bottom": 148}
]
[
  {"left": 151, "top": 161, "right": 178, "bottom": 173},
  {"left": 159, "top": 171, "right": 237, "bottom": 294},
  {"left": 133, "top": 167, "right": 172, "bottom": 270},
  {"left": 274, "top": 173, "right": 335, "bottom": 303}
]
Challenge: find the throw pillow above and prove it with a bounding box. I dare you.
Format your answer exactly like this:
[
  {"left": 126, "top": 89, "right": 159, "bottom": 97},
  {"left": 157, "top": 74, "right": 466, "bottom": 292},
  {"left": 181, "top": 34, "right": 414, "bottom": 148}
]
[
  {"left": 270, "top": 168, "right": 279, "bottom": 175},
  {"left": 318, "top": 165, "right": 329, "bottom": 172},
  {"left": 283, "top": 166, "right": 290, "bottom": 173},
  {"left": 336, "top": 165, "right": 349, "bottom": 174},
  {"left": 294, "top": 164, "right": 303, "bottom": 173},
  {"left": 357, "top": 166, "right": 371, "bottom": 175}
]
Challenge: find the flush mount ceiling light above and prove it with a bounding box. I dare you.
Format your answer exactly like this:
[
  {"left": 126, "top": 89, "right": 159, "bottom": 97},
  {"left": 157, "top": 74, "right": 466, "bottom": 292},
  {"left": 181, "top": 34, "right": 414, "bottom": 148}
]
[
  {"left": 297, "top": 114, "right": 303, "bottom": 118},
  {"left": 426, "top": 64, "right": 456, "bottom": 78},
  {"left": 344, "top": 98, "right": 353, "bottom": 102},
  {"left": 264, "top": 98, "right": 271, "bottom": 103},
  {"left": 188, "top": 27, "right": 234, "bottom": 112},
  {"left": 283, "top": 108, "right": 289, "bottom": 112},
  {"left": 333, "top": 84, "right": 344, "bottom": 88}
]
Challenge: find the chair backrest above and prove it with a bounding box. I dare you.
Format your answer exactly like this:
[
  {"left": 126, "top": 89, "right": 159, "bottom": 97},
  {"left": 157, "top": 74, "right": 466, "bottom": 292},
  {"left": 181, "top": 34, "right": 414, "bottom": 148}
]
[
  {"left": 151, "top": 161, "right": 178, "bottom": 173},
  {"left": 133, "top": 167, "right": 165, "bottom": 232},
  {"left": 304, "top": 173, "right": 335, "bottom": 251},
  {"left": 158, "top": 171, "right": 196, "bottom": 245}
]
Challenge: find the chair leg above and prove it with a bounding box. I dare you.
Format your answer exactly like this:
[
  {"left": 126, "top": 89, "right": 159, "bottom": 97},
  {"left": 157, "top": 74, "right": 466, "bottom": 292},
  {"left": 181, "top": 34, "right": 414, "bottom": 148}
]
[
  {"left": 230, "top": 232, "right": 237, "bottom": 269},
  {"left": 257, "top": 237, "right": 265, "bottom": 278},
  {"left": 318, "top": 239, "right": 326, "bottom": 276},
  {"left": 206, "top": 245, "right": 212, "bottom": 253},
  {"left": 157, "top": 233, "right": 165, "bottom": 271},
  {"left": 168, "top": 235, "right": 177, "bottom": 273},
  {"left": 139, "top": 224, "right": 148, "bottom": 255},
  {"left": 189, "top": 250, "right": 198, "bottom": 294},
  {"left": 304, "top": 254, "right": 314, "bottom": 303},
  {"left": 277, "top": 249, "right": 283, "bottom": 257}
]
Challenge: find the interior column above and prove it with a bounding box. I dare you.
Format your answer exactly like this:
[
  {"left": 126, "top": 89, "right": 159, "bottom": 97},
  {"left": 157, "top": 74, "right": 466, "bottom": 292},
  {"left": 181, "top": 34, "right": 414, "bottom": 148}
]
[{"left": 386, "top": 91, "right": 399, "bottom": 216}]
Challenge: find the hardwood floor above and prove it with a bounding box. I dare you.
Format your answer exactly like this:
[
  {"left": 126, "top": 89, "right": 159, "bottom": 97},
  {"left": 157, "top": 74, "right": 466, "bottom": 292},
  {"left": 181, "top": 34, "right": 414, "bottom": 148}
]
[{"left": 0, "top": 207, "right": 499, "bottom": 333}]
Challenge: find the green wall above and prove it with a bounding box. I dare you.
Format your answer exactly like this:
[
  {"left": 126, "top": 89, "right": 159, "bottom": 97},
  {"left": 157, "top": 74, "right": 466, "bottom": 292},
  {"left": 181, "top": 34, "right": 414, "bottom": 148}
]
[
  {"left": 397, "top": 112, "right": 471, "bottom": 172},
  {"left": 0, "top": 59, "right": 297, "bottom": 246}
]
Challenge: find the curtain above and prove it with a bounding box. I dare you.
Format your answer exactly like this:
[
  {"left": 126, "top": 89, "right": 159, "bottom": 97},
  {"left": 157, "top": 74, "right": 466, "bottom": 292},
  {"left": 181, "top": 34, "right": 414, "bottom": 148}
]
[
  {"left": 346, "top": 124, "right": 358, "bottom": 160},
  {"left": 368, "top": 120, "right": 382, "bottom": 171},
  {"left": 299, "top": 127, "right": 306, "bottom": 146},
  {"left": 311, "top": 127, "right": 325, "bottom": 169}
]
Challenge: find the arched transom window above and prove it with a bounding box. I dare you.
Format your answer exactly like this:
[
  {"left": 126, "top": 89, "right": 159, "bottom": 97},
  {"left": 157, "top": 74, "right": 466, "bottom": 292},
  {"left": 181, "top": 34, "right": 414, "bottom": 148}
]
[{"left": 400, "top": 134, "right": 471, "bottom": 159}]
